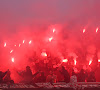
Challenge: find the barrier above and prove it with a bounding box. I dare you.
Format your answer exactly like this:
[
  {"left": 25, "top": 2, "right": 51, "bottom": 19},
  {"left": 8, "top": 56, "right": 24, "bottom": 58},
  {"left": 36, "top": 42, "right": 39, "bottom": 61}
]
[{"left": 0, "top": 82, "right": 100, "bottom": 89}]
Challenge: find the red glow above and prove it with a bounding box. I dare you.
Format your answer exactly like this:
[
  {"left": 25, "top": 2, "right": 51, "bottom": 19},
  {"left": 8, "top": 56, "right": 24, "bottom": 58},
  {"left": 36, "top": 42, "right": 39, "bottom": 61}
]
[
  {"left": 96, "top": 28, "right": 99, "bottom": 33},
  {"left": 10, "top": 50, "right": 13, "bottom": 53},
  {"left": 98, "top": 59, "right": 100, "bottom": 63},
  {"left": 29, "top": 40, "right": 32, "bottom": 44},
  {"left": 19, "top": 44, "right": 21, "bottom": 47},
  {"left": 49, "top": 37, "right": 53, "bottom": 42},
  {"left": 89, "top": 60, "right": 92, "bottom": 65},
  {"left": 11, "top": 58, "right": 14, "bottom": 62},
  {"left": 23, "top": 40, "right": 25, "bottom": 43},
  {"left": 53, "top": 28, "right": 55, "bottom": 33},
  {"left": 2, "top": 24, "right": 100, "bottom": 83},
  {"left": 62, "top": 59, "right": 68, "bottom": 62},
  {"left": 41, "top": 52, "right": 47, "bottom": 57},
  {"left": 74, "top": 59, "right": 77, "bottom": 65},
  {"left": 83, "top": 29, "right": 85, "bottom": 33},
  {"left": 4, "top": 43, "right": 6, "bottom": 47}
]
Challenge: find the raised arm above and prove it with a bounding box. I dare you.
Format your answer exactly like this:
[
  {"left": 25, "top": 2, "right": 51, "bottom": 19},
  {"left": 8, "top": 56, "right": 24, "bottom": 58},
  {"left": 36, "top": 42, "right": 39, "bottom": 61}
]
[
  {"left": 32, "top": 71, "right": 40, "bottom": 78},
  {"left": 2, "top": 71, "right": 8, "bottom": 78}
]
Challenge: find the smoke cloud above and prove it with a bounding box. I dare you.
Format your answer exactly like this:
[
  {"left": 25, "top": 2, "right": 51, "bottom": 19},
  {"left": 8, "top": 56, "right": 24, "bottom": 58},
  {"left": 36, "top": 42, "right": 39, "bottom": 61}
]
[{"left": 0, "top": 0, "right": 100, "bottom": 82}]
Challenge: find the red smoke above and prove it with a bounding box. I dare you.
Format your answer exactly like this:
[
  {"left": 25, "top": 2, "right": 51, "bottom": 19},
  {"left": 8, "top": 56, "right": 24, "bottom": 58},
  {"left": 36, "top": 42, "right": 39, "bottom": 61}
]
[{"left": 0, "top": 0, "right": 100, "bottom": 82}]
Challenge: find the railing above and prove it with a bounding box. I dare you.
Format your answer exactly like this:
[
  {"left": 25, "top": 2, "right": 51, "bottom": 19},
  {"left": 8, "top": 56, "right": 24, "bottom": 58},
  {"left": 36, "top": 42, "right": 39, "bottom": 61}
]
[{"left": 0, "top": 82, "right": 100, "bottom": 89}]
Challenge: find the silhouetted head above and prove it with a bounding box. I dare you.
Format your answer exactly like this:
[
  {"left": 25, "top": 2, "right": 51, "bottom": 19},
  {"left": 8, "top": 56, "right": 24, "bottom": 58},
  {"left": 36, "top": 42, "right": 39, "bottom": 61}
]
[
  {"left": 26, "top": 66, "right": 31, "bottom": 71},
  {"left": 90, "top": 71, "right": 95, "bottom": 76},
  {"left": 62, "top": 66, "right": 66, "bottom": 70},
  {"left": 80, "top": 69, "right": 84, "bottom": 73},
  {"left": 49, "top": 71, "right": 53, "bottom": 75},
  {"left": 72, "top": 71, "right": 76, "bottom": 76},
  {"left": 7, "top": 69, "right": 11, "bottom": 75},
  {"left": 0, "top": 71, "right": 3, "bottom": 76},
  {"left": 41, "top": 72, "right": 44, "bottom": 76}
]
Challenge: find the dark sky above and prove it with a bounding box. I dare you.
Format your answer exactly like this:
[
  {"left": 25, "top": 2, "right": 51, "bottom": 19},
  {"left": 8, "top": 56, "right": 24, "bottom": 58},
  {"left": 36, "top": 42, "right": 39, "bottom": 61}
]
[
  {"left": 0, "top": 0, "right": 96, "bottom": 24},
  {"left": 0, "top": 0, "right": 100, "bottom": 36}
]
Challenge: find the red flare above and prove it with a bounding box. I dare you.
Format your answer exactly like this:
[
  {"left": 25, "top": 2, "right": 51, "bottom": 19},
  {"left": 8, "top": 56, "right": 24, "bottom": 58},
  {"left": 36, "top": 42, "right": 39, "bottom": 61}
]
[
  {"left": 41, "top": 52, "right": 47, "bottom": 57},
  {"left": 4, "top": 43, "right": 6, "bottom": 47},
  {"left": 62, "top": 59, "right": 68, "bottom": 62},
  {"left": 19, "top": 44, "right": 21, "bottom": 47},
  {"left": 49, "top": 37, "right": 53, "bottom": 42},
  {"left": 29, "top": 40, "right": 32, "bottom": 44},
  {"left": 53, "top": 28, "right": 55, "bottom": 33},
  {"left": 89, "top": 60, "right": 92, "bottom": 65},
  {"left": 96, "top": 28, "right": 99, "bottom": 33},
  {"left": 11, "top": 58, "right": 14, "bottom": 62},
  {"left": 98, "top": 59, "right": 100, "bottom": 63},
  {"left": 83, "top": 29, "right": 86, "bottom": 33},
  {"left": 23, "top": 40, "right": 25, "bottom": 43},
  {"left": 74, "top": 59, "right": 77, "bottom": 65},
  {"left": 10, "top": 50, "right": 13, "bottom": 53}
]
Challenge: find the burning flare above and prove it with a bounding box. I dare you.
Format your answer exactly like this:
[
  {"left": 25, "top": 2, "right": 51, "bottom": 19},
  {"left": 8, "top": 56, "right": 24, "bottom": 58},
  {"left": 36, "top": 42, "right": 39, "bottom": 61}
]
[
  {"left": 83, "top": 29, "right": 86, "bottom": 33},
  {"left": 53, "top": 28, "right": 55, "bottom": 33},
  {"left": 96, "top": 28, "right": 99, "bottom": 33},
  {"left": 98, "top": 59, "right": 100, "bottom": 63},
  {"left": 10, "top": 50, "right": 13, "bottom": 53},
  {"left": 49, "top": 37, "right": 53, "bottom": 42},
  {"left": 19, "top": 44, "right": 21, "bottom": 47},
  {"left": 74, "top": 59, "right": 77, "bottom": 65},
  {"left": 89, "top": 60, "right": 92, "bottom": 65},
  {"left": 11, "top": 58, "right": 14, "bottom": 62},
  {"left": 29, "top": 40, "right": 32, "bottom": 44},
  {"left": 62, "top": 59, "right": 68, "bottom": 62},
  {"left": 23, "top": 40, "right": 25, "bottom": 43},
  {"left": 4, "top": 43, "right": 6, "bottom": 47},
  {"left": 41, "top": 52, "right": 47, "bottom": 57}
]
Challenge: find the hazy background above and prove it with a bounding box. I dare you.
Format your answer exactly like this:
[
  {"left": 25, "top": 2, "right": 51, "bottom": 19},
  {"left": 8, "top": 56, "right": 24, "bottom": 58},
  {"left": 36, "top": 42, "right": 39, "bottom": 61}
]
[{"left": 0, "top": 0, "right": 100, "bottom": 82}]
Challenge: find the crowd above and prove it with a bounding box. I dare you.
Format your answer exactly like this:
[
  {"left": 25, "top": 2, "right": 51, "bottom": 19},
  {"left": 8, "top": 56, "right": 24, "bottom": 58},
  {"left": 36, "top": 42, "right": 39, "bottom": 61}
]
[{"left": 0, "top": 65, "right": 96, "bottom": 85}]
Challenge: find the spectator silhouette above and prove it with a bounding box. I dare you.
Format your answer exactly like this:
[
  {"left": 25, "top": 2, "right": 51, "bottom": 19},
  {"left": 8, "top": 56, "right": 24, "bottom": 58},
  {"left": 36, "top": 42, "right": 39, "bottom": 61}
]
[
  {"left": 59, "top": 66, "right": 70, "bottom": 83},
  {"left": 77, "top": 69, "right": 86, "bottom": 82}
]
